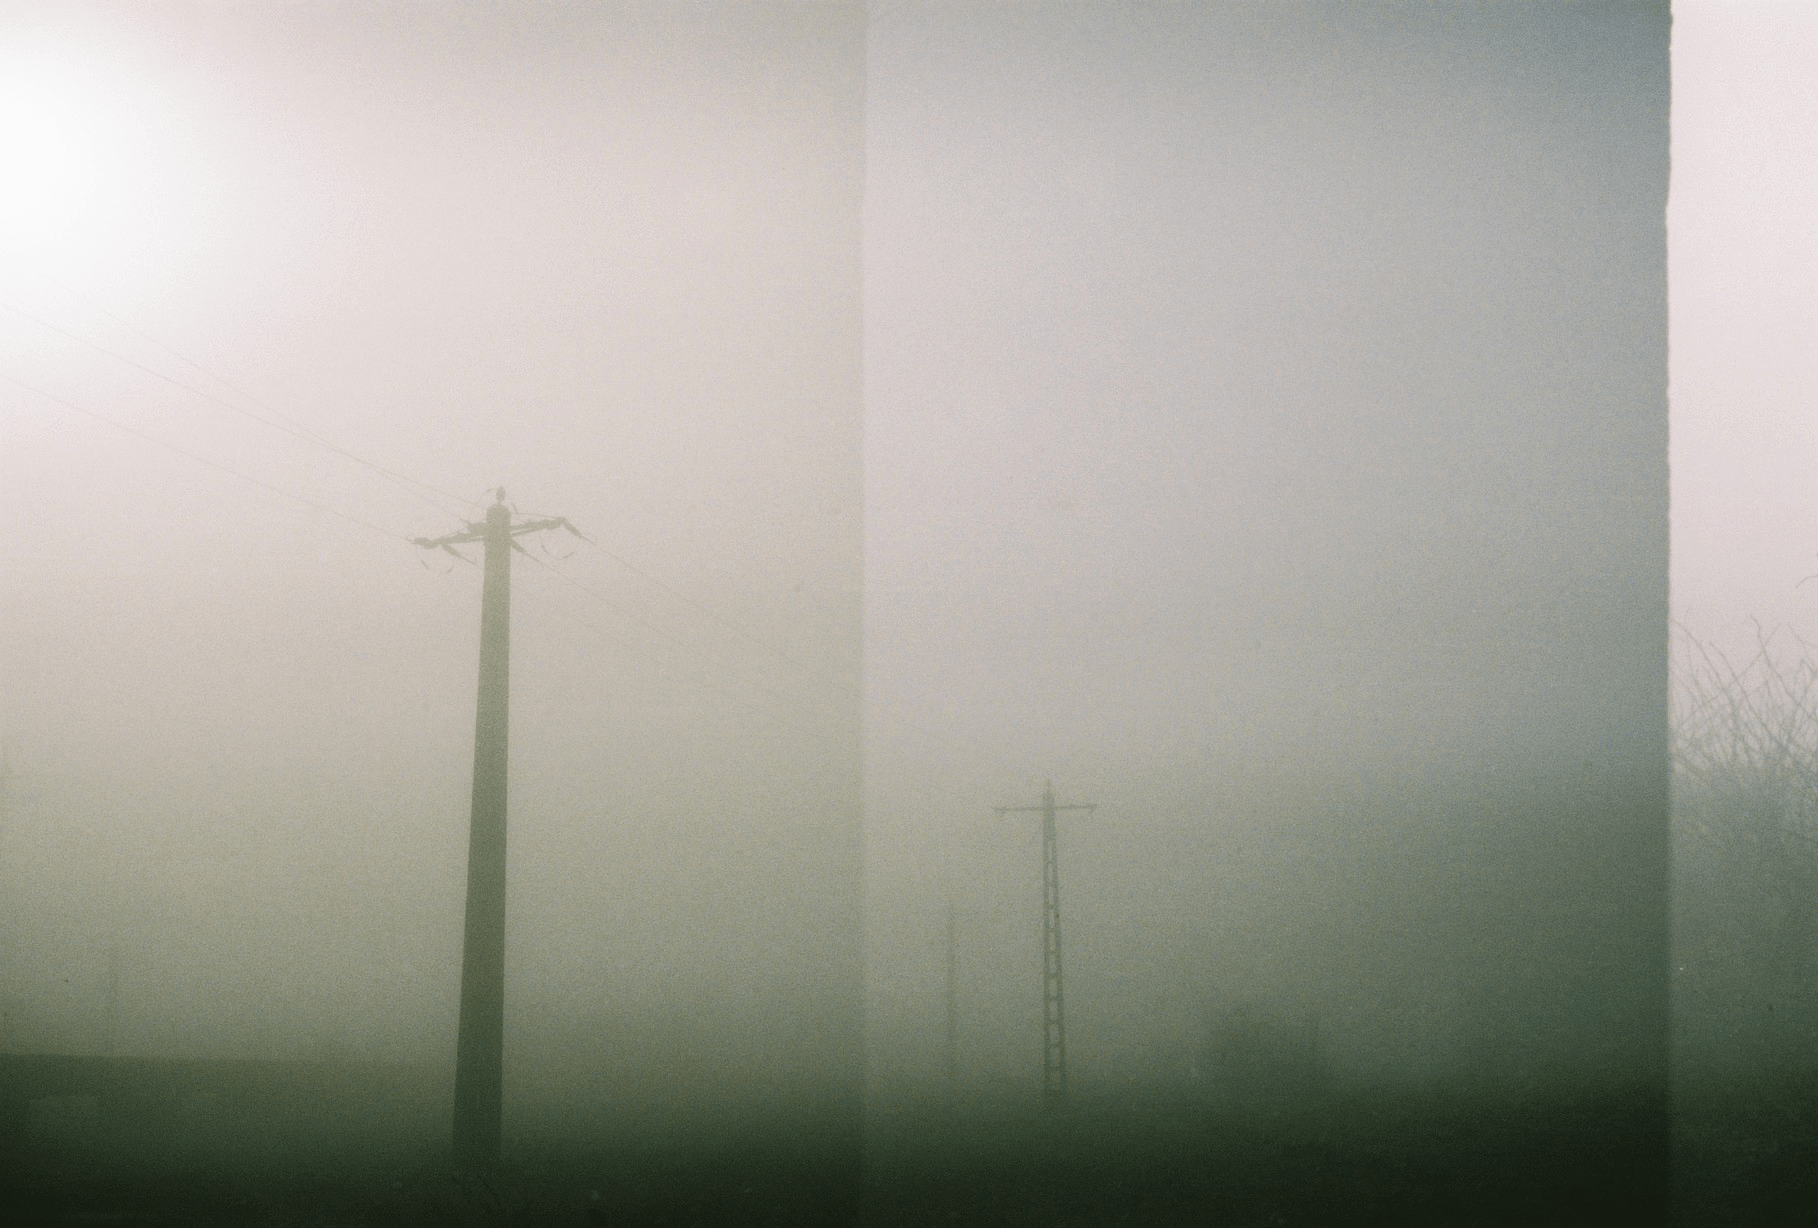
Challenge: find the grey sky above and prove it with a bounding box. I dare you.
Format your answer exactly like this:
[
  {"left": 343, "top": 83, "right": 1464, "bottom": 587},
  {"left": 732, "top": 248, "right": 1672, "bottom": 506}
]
[
  {"left": 865, "top": 1, "right": 1666, "bottom": 1092},
  {"left": 0, "top": 1, "right": 863, "bottom": 1124},
  {"left": 1670, "top": 1, "right": 1818, "bottom": 664},
  {"left": 0, "top": 0, "right": 1759, "bottom": 1127}
]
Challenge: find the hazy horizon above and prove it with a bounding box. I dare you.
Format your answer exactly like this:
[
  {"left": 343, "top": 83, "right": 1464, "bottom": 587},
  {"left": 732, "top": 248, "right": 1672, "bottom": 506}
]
[
  {"left": 865, "top": 0, "right": 1667, "bottom": 1104},
  {"left": 0, "top": 0, "right": 1687, "bottom": 1165},
  {"left": 0, "top": 2, "right": 866, "bottom": 1133}
]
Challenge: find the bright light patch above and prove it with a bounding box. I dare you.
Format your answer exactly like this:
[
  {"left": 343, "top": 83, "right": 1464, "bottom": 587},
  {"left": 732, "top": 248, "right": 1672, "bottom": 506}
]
[{"left": 0, "top": 48, "right": 159, "bottom": 276}]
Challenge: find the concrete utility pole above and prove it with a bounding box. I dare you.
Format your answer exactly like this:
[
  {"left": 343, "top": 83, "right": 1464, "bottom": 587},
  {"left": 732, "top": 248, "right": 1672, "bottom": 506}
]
[
  {"left": 995, "top": 781, "right": 1095, "bottom": 1108},
  {"left": 414, "top": 489, "right": 578, "bottom": 1167}
]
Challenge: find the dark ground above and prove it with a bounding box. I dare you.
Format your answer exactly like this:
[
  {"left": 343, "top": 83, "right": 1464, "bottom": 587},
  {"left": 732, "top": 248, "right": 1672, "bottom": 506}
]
[
  {"left": 1670, "top": 1066, "right": 1818, "bottom": 1227},
  {"left": 865, "top": 1079, "right": 1668, "bottom": 1228},
  {"left": 2, "top": 1062, "right": 1808, "bottom": 1225}
]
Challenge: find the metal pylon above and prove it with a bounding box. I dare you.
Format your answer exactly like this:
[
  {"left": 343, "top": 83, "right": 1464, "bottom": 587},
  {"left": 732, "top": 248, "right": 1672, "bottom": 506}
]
[{"left": 996, "top": 781, "right": 1095, "bottom": 1108}]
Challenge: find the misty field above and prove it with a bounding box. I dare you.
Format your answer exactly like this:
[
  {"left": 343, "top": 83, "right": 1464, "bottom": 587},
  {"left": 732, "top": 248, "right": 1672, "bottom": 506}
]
[{"left": 10, "top": 1060, "right": 1793, "bottom": 1226}]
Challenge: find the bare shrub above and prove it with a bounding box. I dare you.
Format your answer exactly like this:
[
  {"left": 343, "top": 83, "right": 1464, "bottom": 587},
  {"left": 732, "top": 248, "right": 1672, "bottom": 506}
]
[{"left": 1672, "top": 624, "right": 1818, "bottom": 1074}]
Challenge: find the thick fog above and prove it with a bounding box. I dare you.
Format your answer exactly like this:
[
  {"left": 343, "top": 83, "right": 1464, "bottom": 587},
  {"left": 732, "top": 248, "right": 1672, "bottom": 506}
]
[
  {"left": 1671, "top": 0, "right": 1818, "bottom": 660},
  {"left": 1668, "top": 1, "right": 1818, "bottom": 1105},
  {"left": 0, "top": 2, "right": 864, "bottom": 1139},
  {"left": 0, "top": 0, "right": 1674, "bottom": 1172},
  {"left": 864, "top": 2, "right": 1667, "bottom": 1103}
]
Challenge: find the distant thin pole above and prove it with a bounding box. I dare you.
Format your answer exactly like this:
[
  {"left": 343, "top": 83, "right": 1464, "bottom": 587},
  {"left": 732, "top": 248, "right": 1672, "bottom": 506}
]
[
  {"left": 104, "top": 944, "right": 120, "bottom": 1057},
  {"left": 945, "top": 892, "right": 959, "bottom": 1102}
]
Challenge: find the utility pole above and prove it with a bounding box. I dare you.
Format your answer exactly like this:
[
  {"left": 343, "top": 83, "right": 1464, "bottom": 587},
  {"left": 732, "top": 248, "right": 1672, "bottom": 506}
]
[
  {"left": 944, "top": 891, "right": 959, "bottom": 1105},
  {"left": 414, "top": 489, "right": 578, "bottom": 1168},
  {"left": 103, "top": 944, "right": 120, "bottom": 1057},
  {"left": 995, "top": 781, "right": 1095, "bottom": 1109}
]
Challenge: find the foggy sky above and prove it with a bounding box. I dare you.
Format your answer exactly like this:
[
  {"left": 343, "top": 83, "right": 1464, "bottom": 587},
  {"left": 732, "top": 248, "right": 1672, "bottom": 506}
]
[
  {"left": 1670, "top": 1, "right": 1818, "bottom": 665},
  {"left": 0, "top": 0, "right": 864, "bottom": 1128},
  {"left": 865, "top": 1, "right": 1667, "bottom": 1094},
  {"left": 0, "top": 0, "right": 1684, "bottom": 1143}
]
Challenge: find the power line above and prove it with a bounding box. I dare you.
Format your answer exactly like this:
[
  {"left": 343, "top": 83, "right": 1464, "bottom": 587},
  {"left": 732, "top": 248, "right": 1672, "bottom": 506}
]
[
  {"left": 2, "top": 371, "right": 408, "bottom": 544},
  {"left": 5, "top": 279, "right": 855, "bottom": 709},
  {"left": 412, "top": 496, "right": 843, "bottom": 736},
  {"left": 1, "top": 298, "right": 470, "bottom": 517},
  {"left": 515, "top": 550, "right": 840, "bottom": 727},
  {"left": 10, "top": 266, "right": 477, "bottom": 514},
  {"left": 7, "top": 369, "right": 843, "bottom": 746},
  {"left": 507, "top": 572, "right": 840, "bottom": 747},
  {"left": 520, "top": 518, "right": 854, "bottom": 699},
  {"left": 408, "top": 502, "right": 846, "bottom": 743}
]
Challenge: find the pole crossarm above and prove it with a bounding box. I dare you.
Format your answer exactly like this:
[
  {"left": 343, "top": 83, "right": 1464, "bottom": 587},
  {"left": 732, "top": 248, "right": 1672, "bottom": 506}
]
[
  {"left": 411, "top": 489, "right": 585, "bottom": 564},
  {"left": 411, "top": 516, "right": 580, "bottom": 552},
  {"left": 412, "top": 526, "right": 487, "bottom": 549}
]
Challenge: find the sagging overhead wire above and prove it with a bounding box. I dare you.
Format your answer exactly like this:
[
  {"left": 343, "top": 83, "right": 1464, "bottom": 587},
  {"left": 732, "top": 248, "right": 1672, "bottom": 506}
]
[
  {"left": 513, "top": 505, "right": 854, "bottom": 700},
  {"left": 0, "top": 296, "right": 471, "bottom": 519},
  {"left": 514, "top": 549, "right": 842, "bottom": 726},
  {"left": 10, "top": 383, "right": 859, "bottom": 791},
  {"left": 5, "top": 377, "right": 819, "bottom": 742},
  {"left": 536, "top": 532, "right": 580, "bottom": 563},
  {"left": 8, "top": 264, "right": 475, "bottom": 515},
  {"left": 6, "top": 274, "right": 873, "bottom": 762},
  {"left": 11, "top": 276, "right": 852, "bottom": 710},
  {"left": 413, "top": 494, "right": 830, "bottom": 732},
  {"left": 2, "top": 371, "right": 408, "bottom": 544},
  {"left": 7, "top": 362, "right": 827, "bottom": 738},
  {"left": 412, "top": 498, "right": 839, "bottom": 723},
  {"left": 505, "top": 560, "right": 841, "bottom": 746}
]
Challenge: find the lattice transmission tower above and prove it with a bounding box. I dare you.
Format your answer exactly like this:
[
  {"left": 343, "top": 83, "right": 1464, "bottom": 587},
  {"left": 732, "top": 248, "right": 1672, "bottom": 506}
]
[{"left": 995, "top": 781, "right": 1095, "bottom": 1107}]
